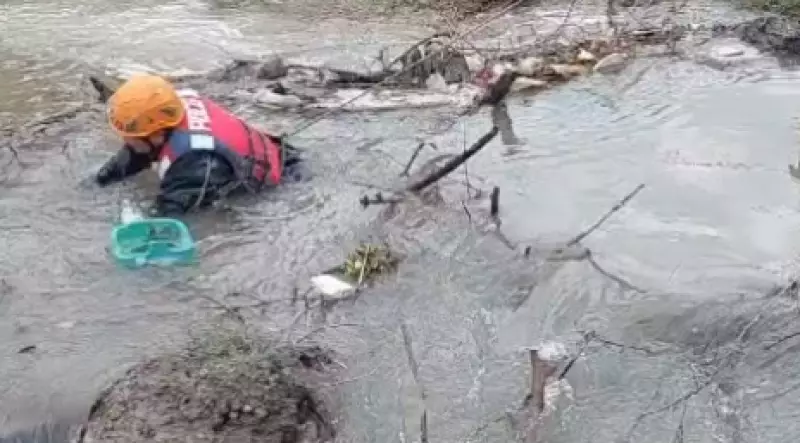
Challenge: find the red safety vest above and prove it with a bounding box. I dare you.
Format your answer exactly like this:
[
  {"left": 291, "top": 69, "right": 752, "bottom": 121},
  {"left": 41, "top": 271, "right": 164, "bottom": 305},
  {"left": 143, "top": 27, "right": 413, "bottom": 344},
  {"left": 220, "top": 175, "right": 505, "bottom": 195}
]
[{"left": 156, "top": 89, "right": 283, "bottom": 189}]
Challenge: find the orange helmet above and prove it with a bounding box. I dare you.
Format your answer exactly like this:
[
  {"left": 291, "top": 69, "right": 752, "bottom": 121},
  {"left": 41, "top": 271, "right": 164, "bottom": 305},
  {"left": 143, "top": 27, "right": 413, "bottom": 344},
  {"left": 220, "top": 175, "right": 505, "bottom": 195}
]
[{"left": 107, "top": 74, "right": 185, "bottom": 137}]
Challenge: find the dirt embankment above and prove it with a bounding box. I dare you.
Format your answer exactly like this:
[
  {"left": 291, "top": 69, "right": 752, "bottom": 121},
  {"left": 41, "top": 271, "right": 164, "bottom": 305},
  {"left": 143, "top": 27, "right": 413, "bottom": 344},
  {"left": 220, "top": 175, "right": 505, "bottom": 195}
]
[{"left": 78, "top": 329, "right": 337, "bottom": 443}]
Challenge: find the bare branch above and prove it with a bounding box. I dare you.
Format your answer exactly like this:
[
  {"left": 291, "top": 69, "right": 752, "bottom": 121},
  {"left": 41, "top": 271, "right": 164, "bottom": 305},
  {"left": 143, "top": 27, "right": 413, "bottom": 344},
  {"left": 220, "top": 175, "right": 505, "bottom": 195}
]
[
  {"left": 565, "top": 183, "right": 646, "bottom": 247},
  {"left": 386, "top": 31, "right": 453, "bottom": 70},
  {"left": 407, "top": 126, "right": 499, "bottom": 193},
  {"left": 586, "top": 253, "right": 648, "bottom": 293},
  {"left": 359, "top": 127, "right": 499, "bottom": 208},
  {"left": 400, "top": 322, "right": 428, "bottom": 443},
  {"left": 402, "top": 142, "right": 432, "bottom": 177}
]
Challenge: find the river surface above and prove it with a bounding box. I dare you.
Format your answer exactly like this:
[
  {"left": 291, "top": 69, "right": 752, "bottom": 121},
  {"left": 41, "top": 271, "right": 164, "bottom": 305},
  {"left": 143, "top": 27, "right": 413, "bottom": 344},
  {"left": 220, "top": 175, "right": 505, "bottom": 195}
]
[{"left": 3, "top": 0, "right": 800, "bottom": 441}]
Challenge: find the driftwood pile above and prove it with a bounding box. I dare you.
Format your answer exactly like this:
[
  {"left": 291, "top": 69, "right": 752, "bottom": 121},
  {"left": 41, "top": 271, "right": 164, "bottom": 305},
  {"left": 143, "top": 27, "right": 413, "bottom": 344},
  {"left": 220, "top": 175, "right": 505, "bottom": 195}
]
[{"left": 84, "top": 30, "right": 646, "bottom": 114}]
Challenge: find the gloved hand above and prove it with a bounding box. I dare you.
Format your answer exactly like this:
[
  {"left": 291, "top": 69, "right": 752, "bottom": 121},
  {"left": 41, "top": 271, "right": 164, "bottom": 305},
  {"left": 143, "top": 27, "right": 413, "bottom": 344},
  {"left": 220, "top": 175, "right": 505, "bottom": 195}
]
[
  {"left": 78, "top": 174, "right": 98, "bottom": 189},
  {"left": 283, "top": 160, "right": 312, "bottom": 183},
  {"left": 78, "top": 163, "right": 108, "bottom": 189},
  {"left": 95, "top": 157, "right": 123, "bottom": 186}
]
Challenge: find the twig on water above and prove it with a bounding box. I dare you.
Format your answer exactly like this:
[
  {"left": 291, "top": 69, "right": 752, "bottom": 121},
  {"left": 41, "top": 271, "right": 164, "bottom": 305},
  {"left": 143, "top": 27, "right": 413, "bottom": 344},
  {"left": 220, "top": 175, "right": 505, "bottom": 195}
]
[
  {"left": 586, "top": 253, "right": 648, "bottom": 293},
  {"left": 400, "top": 322, "right": 428, "bottom": 443},
  {"left": 4, "top": 145, "right": 21, "bottom": 165},
  {"left": 558, "top": 331, "right": 594, "bottom": 379},
  {"left": 586, "top": 331, "right": 659, "bottom": 356},
  {"left": 672, "top": 400, "right": 689, "bottom": 443},
  {"left": 565, "top": 183, "right": 646, "bottom": 247},
  {"left": 402, "top": 142, "right": 433, "bottom": 177},
  {"left": 386, "top": 32, "right": 453, "bottom": 71},
  {"left": 764, "top": 330, "right": 800, "bottom": 350},
  {"left": 359, "top": 192, "right": 405, "bottom": 208}
]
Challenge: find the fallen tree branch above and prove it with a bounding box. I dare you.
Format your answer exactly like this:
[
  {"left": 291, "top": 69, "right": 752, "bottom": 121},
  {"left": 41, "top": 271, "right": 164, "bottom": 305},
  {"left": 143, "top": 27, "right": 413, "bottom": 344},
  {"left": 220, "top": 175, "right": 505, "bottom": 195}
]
[
  {"left": 3, "top": 144, "right": 21, "bottom": 165},
  {"left": 402, "top": 142, "right": 435, "bottom": 177},
  {"left": 586, "top": 252, "right": 647, "bottom": 293},
  {"left": 407, "top": 126, "right": 499, "bottom": 193},
  {"left": 359, "top": 126, "right": 499, "bottom": 208},
  {"left": 565, "top": 183, "right": 646, "bottom": 247},
  {"left": 585, "top": 331, "right": 659, "bottom": 356},
  {"left": 286, "top": 0, "right": 524, "bottom": 137},
  {"left": 558, "top": 331, "right": 594, "bottom": 379},
  {"left": 386, "top": 32, "right": 453, "bottom": 71},
  {"left": 764, "top": 330, "right": 800, "bottom": 350}
]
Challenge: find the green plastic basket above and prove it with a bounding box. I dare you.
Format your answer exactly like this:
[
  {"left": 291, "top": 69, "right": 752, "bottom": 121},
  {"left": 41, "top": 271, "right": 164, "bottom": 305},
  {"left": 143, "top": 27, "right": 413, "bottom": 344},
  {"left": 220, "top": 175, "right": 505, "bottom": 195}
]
[{"left": 110, "top": 218, "right": 196, "bottom": 269}]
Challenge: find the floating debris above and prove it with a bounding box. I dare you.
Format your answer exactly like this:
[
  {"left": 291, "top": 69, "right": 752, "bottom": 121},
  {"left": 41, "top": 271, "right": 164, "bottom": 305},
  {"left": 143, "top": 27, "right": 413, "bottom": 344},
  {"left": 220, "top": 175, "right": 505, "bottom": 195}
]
[
  {"left": 343, "top": 243, "right": 399, "bottom": 285},
  {"left": 310, "top": 274, "right": 356, "bottom": 298}
]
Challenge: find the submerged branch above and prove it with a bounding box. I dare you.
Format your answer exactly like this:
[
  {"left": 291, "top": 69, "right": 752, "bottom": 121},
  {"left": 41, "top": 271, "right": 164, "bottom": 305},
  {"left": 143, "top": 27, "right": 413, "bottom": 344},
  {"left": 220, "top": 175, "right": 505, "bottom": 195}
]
[
  {"left": 400, "top": 323, "right": 429, "bottom": 443},
  {"left": 402, "top": 142, "right": 436, "bottom": 177},
  {"left": 565, "top": 183, "right": 646, "bottom": 247},
  {"left": 407, "top": 127, "right": 499, "bottom": 193},
  {"left": 359, "top": 126, "right": 499, "bottom": 208},
  {"left": 386, "top": 32, "right": 454, "bottom": 71}
]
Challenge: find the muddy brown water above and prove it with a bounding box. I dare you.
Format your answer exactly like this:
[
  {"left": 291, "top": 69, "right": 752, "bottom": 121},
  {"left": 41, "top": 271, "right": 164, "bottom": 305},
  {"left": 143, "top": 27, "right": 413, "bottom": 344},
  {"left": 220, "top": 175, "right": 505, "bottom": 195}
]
[{"left": 4, "top": 0, "right": 800, "bottom": 441}]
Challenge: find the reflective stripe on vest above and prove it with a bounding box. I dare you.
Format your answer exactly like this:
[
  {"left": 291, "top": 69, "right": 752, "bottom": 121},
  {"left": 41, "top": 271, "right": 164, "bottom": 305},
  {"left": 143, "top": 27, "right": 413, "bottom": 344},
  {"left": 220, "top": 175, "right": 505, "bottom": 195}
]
[{"left": 156, "top": 89, "right": 216, "bottom": 180}]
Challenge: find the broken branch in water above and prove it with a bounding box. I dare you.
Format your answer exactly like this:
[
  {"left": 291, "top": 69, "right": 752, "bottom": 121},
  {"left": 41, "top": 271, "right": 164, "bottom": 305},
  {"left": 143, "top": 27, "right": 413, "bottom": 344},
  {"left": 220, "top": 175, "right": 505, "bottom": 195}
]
[
  {"left": 386, "top": 32, "right": 453, "bottom": 71},
  {"left": 400, "top": 322, "right": 428, "bottom": 443},
  {"left": 359, "top": 126, "right": 499, "bottom": 208},
  {"left": 407, "top": 127, "right": 499, "bottom": 193},
  {"left": 586, "top": 331, "right": 659, "bottom": 356},
  {"left": 287, "top": 2, "right": 523, "bottom": 137},
  {"left": 3, "top": 144, "right": 21, "bottom": 166},
  {"left": 359, "top": 192, "right": 405, "bottom": 208},
  {"left": 557, "top": 331, "right": 594, "bottom": 379},
  {"left": 402, "top": 142, "right": 436, "bottom": 177},
  {"left": 565, "top": 183, "right": 646, "bottom": 247},
  {"left": 292, "top": 32, "right": 458, "bottom": 88},
  {"left": 585, "top": 252, "right": 647, "bottom": 293},
  {"left": 490, "top": 186, "right": 500, "bottom": 218}
]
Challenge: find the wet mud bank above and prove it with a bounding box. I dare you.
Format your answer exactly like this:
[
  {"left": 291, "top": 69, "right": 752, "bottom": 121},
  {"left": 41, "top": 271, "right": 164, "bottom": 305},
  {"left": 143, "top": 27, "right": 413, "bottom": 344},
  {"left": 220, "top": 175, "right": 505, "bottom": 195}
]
[{"left": 79, "top": 329, "right": 336, "bottom": 443}]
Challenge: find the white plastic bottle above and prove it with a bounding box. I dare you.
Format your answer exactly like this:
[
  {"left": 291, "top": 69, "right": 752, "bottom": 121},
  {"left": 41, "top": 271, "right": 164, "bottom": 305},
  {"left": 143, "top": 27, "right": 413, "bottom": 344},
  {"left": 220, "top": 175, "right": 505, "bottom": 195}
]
[{"left": 120, "top": 199, "right": 144, "bottom": 224}]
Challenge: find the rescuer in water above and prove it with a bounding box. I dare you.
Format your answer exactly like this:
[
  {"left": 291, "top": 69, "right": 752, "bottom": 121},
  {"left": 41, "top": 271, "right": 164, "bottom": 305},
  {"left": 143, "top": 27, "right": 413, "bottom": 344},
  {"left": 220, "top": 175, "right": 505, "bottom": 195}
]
[{"left": 94, "top": 74, "right": 305, "bottom": 216}]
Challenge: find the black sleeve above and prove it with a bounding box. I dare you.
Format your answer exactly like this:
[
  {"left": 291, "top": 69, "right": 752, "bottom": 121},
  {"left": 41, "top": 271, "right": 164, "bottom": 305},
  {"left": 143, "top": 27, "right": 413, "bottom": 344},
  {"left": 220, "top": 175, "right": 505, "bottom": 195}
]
[
  {"left": 95, "top": 145, "right": 154, "bottom": 186},
  {"left": 152, "top": 152, "right": 236, "bottom": 217}
]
